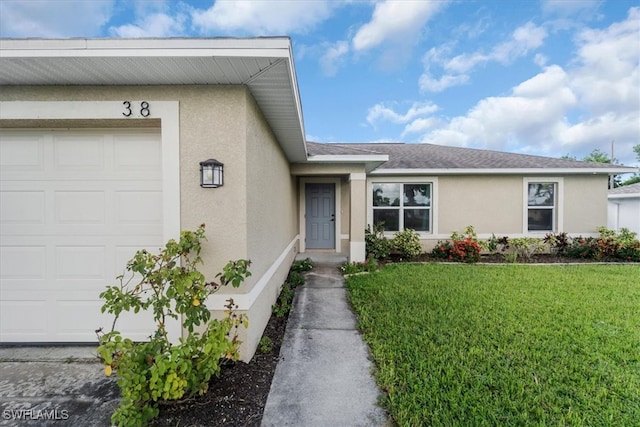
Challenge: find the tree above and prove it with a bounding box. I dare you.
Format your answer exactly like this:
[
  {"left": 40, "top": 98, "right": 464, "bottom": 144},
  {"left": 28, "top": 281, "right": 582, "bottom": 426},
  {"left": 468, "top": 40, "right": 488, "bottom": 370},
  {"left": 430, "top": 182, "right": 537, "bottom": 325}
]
[
  {"left": 634, "top": 144, "right": 640, "bottom": 162},
  {"left": 582, "top": 148, "right": 614, "bottom": 164}
]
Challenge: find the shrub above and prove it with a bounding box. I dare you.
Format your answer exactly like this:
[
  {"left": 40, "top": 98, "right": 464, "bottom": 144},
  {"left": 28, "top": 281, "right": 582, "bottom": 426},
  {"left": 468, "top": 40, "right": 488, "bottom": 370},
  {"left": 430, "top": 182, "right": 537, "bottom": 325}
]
[
  {"left": 258, "top": 336, "right": 273, "bottom": 353},
  {"left": 431, "top": 226, "right": 482, "bottom": 263},
  {"left": 340, "top": 256, "right": 379, "bottom": 275},
  {"left": 543, "top": 232, "right": 570, "bottom": 255},
  {"left": 291, "top": 257, "right": 313, "bottom": 273},
  {"left": 507, "top": 237, "right": 546, "bottom": 261},
  {"left": 272, "top": 259, "right": 312, "bottom": 317},
  {"left": 96, "top": 225, "right": 251, "bottom": 426},
  {"left": 392, "top": 229, "right": 423, "bottom": 259},
  {"left": 365, "top": 223, "right": 392, "bottom": 260},
  {"left": 567, "top": 228, "right": 640, "bottom": 261}
]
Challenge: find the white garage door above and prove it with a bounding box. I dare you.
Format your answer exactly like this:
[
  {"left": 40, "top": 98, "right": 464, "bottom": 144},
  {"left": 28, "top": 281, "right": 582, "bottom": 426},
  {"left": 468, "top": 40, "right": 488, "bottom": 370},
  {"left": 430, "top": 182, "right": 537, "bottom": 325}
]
[{"left": 0, "top": 128, "right": 165, "bottom": 342}]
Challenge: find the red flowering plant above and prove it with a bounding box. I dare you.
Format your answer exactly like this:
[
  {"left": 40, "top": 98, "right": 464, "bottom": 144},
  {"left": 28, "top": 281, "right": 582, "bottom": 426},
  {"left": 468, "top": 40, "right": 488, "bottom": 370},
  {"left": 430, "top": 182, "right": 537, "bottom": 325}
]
[{"left": 431, "top": 226, "right": 484, "bottom": 263}]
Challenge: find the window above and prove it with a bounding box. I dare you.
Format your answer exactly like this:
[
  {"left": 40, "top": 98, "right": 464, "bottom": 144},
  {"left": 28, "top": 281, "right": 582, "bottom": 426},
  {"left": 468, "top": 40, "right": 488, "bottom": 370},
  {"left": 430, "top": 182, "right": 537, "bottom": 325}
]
[
  {"left": 373, "top": 183, "right": 431, "bottom": 232},
  {"left": 527, "top": 182, "right": 556, "bottom": 231}
]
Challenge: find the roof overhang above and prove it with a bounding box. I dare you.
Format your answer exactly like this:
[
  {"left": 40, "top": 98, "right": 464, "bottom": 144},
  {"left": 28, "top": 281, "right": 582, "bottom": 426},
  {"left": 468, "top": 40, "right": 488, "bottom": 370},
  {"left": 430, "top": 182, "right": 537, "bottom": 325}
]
[
  {"left": 0, "top": 37, "right": 308, "bottom": 161},
  {"left": 608, "top": 193, "right": 640, "bottom": 199},
  {"left": 369, "top": 167, "right": 639, "bottom": 175},
  {"left": 306, "top": 154, "right": 389, "bottom": 173}
]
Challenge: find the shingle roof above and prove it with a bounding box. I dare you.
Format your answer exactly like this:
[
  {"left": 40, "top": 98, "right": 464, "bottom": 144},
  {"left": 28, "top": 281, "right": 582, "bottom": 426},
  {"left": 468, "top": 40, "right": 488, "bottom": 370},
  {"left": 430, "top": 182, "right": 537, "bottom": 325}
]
[
  {"left": 609, "top": 182, "right": 640, "bottom": 195},
  {"left": 307, "top": 141, "right": 634, "bottom": 171}
]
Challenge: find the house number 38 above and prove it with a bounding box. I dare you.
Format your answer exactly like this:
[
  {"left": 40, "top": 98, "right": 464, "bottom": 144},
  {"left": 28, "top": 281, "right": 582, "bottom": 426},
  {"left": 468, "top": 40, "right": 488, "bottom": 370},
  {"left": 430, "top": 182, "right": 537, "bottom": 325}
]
[{"left": 122, "top": 101, "right": 151, "bottom": 117}]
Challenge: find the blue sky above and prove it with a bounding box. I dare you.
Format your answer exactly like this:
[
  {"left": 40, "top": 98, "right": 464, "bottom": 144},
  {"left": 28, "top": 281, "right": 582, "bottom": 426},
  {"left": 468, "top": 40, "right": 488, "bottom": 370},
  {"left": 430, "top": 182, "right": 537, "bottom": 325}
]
[{"left": 1, "top": 0, "right": 639, "bottom": 166}]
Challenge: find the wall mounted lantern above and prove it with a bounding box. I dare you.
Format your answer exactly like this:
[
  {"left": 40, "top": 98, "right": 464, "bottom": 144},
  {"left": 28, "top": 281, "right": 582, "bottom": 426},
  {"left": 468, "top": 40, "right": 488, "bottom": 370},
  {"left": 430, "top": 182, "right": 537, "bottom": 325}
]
[{"left": 200, "top": 159, "right": 224, "bottom": 188}]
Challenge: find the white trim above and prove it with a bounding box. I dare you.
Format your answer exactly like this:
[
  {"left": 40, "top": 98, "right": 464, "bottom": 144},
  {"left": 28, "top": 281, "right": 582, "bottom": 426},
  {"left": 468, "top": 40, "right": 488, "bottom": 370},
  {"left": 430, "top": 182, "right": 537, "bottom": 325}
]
[
  {"left": 340, "top": 234, "right": 350, "bottom": 240},
  {"left": 523, "top": 177, "right": 564, "bottom": 234},
  {"left": 299, "top": 177, "right": 341, "bottom": 253},
  {"left": 608, "top": 194, "right": 640, "bottom": 200},
  {"left": 0, "top": 38, "right": 293, "bottom": 57},
  {"left": 349, "top": 172, "right": 367, "bottom": 181},
  {"left": 307, "top": 155, "right": 388, "bottom": 163},
  {"left": 370, "top": 167, "right": 637, "bottom": 175},
  {"left": 204, "top": 236, "right": 298, "bottom": 311},
  {"left": 367, "top": 176, "right": 439, "bottom": 237},
  {"left": 0, "top": 100, "right": 182, "bottom": 341},
  {"left": 350, "top": 241, "right": 366, "bottom": 263}
]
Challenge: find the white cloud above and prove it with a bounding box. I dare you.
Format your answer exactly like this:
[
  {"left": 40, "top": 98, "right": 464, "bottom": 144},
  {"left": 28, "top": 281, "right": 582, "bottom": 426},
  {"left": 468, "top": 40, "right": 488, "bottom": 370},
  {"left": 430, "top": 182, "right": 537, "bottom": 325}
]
[
  {"left": 352, "top": 0, "right": 445, "bottom": 52},
  {"left": 542, "top": 0, "right": 601, "bottom": 16},
  {"left": 420, "top": 22, "right": 548, "bottom": 92},
  {"left": 418, "top": 73, "right": 469, "bottom": 92},
  {"left": 416, "top": 8, "right": 640, "bottom": 165},
  {"left": 191, "top": 0, "right": 335, "bottom": 35},
  {"left": 110, "top": 13, "right": 186, "bottom": 37},
  {"left": 0, "top": 0, "right": 115, "bottom": 37},
  {"left": 367, "top": 102, "right": 439, "bottom": 127},
  {"left": 402, "top": 118, "right": 439, "bottom": 137},
  {"left": 320, "top": 41, "right": 350, "bottom": 77}
]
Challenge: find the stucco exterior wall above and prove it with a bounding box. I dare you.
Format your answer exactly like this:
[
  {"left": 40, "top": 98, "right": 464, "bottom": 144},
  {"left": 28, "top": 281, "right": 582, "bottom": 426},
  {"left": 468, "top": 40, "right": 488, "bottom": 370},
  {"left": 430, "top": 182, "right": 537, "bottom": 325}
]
[
  {"left": 242, "top": 91, "right": 298, "bottom": 356},
  {"left": 0, "top": 85, "right": 297, "bottom": 360},
  {"left": 0, "top": 85, "right": 249, "bottom": 280},
  {"left": 438, "top": 175, "right": 523, "bottom": 235},
  {"left": 564, "top": 175, "right": 609, "bottom": 233}
]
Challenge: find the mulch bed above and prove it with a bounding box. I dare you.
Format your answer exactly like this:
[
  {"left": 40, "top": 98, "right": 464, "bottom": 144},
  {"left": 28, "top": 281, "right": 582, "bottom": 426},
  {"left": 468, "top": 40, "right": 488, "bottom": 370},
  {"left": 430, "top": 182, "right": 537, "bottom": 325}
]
[{"left": 149, "top": 313, "right": 288, "bottom": 427}]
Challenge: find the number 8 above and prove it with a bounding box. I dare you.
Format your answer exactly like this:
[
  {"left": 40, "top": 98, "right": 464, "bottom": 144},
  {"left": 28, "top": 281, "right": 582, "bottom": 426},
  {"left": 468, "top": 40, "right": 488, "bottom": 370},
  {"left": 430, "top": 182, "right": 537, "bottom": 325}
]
[{"left": 140, "top": 101, "right": 150, "bottom": 117}]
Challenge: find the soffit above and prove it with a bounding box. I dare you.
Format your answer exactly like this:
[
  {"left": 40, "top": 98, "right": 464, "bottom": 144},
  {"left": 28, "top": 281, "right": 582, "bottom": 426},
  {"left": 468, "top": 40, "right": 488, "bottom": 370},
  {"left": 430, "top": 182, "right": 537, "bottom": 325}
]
[{"left": 0, "top": 38, "right": 307, "bottom": 161}]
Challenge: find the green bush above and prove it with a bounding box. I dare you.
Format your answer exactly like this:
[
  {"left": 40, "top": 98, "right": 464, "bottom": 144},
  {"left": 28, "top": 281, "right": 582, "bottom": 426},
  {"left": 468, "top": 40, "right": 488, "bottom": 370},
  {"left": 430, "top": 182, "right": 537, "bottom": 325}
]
[
  {"left": 258, "top": 336, "right": 274, "bottom": 353},
  {"left": 291, "top": 257, "right": 313, "bottom": 273},
  {"left": 340, "top": 256, "right": 379, "bottom": 275},
  {"left": 431, "top": 226, "right": 483, "bottom": 263},
  {"left": 365, "top": 223, "right": 392, "bottom": 260},
  {"left": 96, "top": 225, "right": 251, "bottom": 426},
  {"left": 506, "top": 237, "right": 546, "bottom": 261},
  {"left": 392, "top": 229, "right": 423, "bottom": 259},
  {"left": 567, "top": 228, "right": 640, "bottom": 261}
]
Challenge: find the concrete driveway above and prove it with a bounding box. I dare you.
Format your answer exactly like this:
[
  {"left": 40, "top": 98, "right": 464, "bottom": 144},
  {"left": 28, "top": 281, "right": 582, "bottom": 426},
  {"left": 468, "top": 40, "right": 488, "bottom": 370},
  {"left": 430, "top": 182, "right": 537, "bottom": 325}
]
[{"left": 0, "top": 347, "right": 118, "bottom": 426}]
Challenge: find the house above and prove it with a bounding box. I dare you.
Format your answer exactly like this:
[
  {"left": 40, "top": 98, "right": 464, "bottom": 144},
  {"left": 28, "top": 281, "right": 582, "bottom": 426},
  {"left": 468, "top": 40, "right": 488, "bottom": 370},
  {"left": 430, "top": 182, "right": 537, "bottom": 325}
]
[
  {"left": 0, "top": 37, "right": 635, "bottom": 360},
  {"left": 608, "top": 182, "right": 640, "bottom": 234}
]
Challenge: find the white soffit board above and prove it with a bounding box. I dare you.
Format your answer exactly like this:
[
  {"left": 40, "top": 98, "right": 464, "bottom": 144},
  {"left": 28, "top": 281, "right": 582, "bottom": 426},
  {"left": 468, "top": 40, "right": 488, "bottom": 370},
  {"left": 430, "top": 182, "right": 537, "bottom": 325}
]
[{"left": 0, "top": 38, "right": 307, "bottom": 161}]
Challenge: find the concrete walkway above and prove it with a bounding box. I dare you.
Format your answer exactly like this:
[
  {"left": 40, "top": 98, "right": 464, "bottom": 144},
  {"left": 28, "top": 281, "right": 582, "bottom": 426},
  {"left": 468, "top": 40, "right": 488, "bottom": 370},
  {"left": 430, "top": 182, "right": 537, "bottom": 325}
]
[{"left": 261, "top": 253, "right": 389, "bottom": 427}]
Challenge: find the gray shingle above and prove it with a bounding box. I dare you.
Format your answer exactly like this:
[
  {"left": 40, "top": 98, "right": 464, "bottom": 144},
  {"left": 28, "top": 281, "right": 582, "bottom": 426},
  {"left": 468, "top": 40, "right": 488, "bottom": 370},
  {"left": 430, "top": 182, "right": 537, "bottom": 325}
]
[
  {"left": 306, "top": 141, "right": 624, "bottom": 170},
  {"left": 609, "top": 182, "right": 640, "bottom": 195}
]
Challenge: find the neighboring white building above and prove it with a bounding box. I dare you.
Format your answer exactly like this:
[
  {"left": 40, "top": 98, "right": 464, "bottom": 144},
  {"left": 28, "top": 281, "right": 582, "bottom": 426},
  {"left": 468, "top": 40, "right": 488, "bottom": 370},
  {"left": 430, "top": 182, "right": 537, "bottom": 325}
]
[{"left": 608, "top": 182, "right": 640, "bottom": 234}]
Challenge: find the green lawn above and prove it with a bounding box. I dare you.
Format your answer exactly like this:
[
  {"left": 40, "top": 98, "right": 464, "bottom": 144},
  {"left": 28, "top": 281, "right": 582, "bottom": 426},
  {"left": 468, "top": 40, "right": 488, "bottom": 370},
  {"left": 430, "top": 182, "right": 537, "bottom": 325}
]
[{"left": 345, "top": 264, "right": 640, "bottom": 426}]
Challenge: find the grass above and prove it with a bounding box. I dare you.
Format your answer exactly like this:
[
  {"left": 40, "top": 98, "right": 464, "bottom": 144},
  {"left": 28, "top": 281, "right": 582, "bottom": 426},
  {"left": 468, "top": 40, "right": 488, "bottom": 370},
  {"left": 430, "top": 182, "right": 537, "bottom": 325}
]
[{"left": 345, "top": 264, "right": 640, "bottom": 426}]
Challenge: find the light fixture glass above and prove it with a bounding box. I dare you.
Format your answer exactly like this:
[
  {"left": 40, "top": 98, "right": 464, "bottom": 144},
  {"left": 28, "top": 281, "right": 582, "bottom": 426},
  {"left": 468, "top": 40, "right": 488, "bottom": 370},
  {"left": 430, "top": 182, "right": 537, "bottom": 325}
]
[{"left": 199, "top": 159, "right": 223, "bottom": 188}]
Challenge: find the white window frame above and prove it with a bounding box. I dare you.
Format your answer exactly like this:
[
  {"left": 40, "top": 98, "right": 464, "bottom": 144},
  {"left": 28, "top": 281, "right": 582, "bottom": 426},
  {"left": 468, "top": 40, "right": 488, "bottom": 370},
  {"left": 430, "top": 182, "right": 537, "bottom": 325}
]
[
  {"left": 368, "top": 177, "right": 438, "bottom": 236},
  {"left": 523, "top": 177, "right": 563, "bottom": 234}
]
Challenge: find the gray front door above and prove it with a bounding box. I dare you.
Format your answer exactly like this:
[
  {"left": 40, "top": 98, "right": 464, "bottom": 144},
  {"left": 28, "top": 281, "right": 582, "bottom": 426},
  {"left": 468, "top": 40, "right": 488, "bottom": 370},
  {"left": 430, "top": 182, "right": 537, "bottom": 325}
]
[{"left": 305, "top": 183, "right": 335, "bottom": 249}]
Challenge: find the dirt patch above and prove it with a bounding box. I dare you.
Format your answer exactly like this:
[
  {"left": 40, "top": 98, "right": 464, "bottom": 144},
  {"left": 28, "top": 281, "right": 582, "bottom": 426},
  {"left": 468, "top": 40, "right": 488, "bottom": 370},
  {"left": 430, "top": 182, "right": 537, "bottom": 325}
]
[{"left": 148, "top": 314, "right": 287, "bottom": 427}]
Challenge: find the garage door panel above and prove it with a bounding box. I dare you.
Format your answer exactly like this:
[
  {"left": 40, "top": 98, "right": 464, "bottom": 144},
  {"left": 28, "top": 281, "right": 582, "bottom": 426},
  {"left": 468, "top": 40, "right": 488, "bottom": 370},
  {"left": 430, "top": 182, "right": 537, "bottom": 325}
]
[
  {"left": 55, "top": 246, "right": 106, "bottom": 279},
  {"left": 53, "top": 135, "right": 105, "bottom": 171},
  {"left": 0, "top": 191, "right": 46, "bottom": 224},
  {"left": 55, "top": 191, "right": 106, "bottom": 224},
  {"left": 116, "top": 191, "right": 162, "bottom": 224},
  {"left": 0, "top": 134, "right": 45, "bottom": 170},
  {"left": 0, "top": 299, "right": 49, "bottom": 339},
  {"left": 0, "top": 246, "right": 46, "bottom": 279},
  {"left": 0, "top": 128, "right": 165, "bottom": 343}
]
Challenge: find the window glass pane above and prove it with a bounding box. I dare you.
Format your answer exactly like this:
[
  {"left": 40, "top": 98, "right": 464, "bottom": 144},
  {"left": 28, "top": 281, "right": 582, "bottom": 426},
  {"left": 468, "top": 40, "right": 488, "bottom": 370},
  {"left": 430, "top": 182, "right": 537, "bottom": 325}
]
[
  {"left": 528, "top": 183, "right": 555, "bottom": 206},
  {"left": 404, "top": 209, "right": 430, "bottom": 232},
  {"left": 373, "top": 183, "right": 400, "bottom": 207},
  {"left": 404, "top": 184, "right": 430, "bottom": 207},
  {"left": 528, "top": 208, "right": 553, "bottom": 231},
  {"left": 373, "top": 209, "right": 399, "bottom": 231}
]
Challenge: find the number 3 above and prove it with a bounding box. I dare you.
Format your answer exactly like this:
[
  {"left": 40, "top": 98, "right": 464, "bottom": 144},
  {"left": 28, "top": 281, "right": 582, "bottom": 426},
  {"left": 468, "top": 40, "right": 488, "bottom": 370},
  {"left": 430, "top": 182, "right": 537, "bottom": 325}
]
[
  {"left": 122, "top": 101, "right": 151, "bottom": 117},
  {"left": 122, "top": 101, "right": 132, "bottom": 117}
]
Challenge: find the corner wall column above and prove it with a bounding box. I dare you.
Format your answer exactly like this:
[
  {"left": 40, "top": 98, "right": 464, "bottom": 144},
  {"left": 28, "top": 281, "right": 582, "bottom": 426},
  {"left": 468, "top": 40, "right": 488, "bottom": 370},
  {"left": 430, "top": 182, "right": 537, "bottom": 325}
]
[{"left": 349, "top": 173, "right": 367, "bottom": 262}]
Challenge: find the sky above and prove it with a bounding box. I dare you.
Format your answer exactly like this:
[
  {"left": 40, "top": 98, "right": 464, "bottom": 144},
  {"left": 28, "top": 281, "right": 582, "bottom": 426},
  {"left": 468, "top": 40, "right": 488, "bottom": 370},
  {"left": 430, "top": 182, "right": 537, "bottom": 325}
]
[{"left": 1, "top": 0, "right": 639, "bottom": 167}]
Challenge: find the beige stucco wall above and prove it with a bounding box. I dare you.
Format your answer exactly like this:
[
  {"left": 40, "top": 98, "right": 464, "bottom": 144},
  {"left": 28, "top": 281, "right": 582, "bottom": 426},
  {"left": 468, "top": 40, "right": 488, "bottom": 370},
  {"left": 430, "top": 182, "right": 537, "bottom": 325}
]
[
  {"left": 368, "top": 174, "right": 610, "bottom": 252},
  {"left": 242, "top": 90, "right": 298, "bottom": 356},
  {"left": 0, "top": 85, "right": 298, "bottom": 360},
  {"left": 438, "top": 175, "right": 523, "bottom": 235},
  {"left": 564, "top": 175, "right": 609, "bottom": 233}
]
